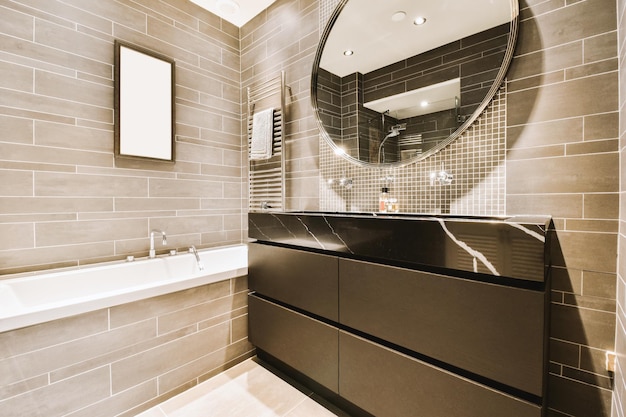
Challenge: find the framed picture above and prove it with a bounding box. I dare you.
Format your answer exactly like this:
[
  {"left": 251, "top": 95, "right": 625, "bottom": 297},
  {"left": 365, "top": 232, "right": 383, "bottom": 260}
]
[{"left": 114, "top": 40, "right": 175, "bottom": 162}]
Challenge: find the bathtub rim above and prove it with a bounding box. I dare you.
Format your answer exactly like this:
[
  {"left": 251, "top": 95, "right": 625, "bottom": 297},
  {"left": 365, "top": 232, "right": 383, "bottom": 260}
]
[{"left": 0, "top": 244, "right": 248, "bottom": 333}]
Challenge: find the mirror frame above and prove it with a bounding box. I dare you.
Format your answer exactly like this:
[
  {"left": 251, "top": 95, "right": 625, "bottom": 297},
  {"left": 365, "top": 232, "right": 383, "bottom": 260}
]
[
  {"left": 114, "top": 40, "right": 176, "bottom": 162},
  {"left": 311, "top": 0, "right": 519, "bottom": 167}
]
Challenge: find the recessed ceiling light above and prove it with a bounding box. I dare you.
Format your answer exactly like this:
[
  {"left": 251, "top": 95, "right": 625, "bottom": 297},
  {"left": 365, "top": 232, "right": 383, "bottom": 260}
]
[
  {"left": 216, "top": 0, "right": 240, "bottom": 15},
  {"left": 391, "top": 11, "right": 407, "bottom": 22},
  {"left": 343, "top": 49, "right": 354, "bottom": 57},
  {"left": 414, "top": 16, "right": 427, "bottom": 25}
]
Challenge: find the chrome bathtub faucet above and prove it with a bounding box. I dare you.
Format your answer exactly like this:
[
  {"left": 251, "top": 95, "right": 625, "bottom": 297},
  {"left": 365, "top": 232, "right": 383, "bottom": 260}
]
[
  {"left": 189, "top": 245, "right": 205, "bottom": 271},
  {"left": 149, "top": 229, "right": 167, "bottom": 258}
]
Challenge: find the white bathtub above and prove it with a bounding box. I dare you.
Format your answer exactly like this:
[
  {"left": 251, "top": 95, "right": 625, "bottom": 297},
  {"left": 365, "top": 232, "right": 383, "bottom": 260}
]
[{"left": 0, "top": 244, "right": 248, "bottom": 333}]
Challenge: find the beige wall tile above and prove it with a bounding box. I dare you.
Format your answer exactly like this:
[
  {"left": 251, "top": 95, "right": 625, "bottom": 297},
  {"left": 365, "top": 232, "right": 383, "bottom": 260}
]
[
  {"left": 35, "top": 121, "right": 113, "bottom": 153},
  {"left": 0, "top": 224, "right": 33, "bottom": 251},
  {"left": 508, "top": 118, "right": 583, "bottom": 149},
  {"left": 0, "top": 115, "right": 33, "bottom": 145},
  {"left": 198, "top": 306, "right": 247, "bottom": 331},
  {"left": 52, "top": 325, "right": 199, "bottom": 384},
  {"left": 551, "top": 303, "right": 616, "bottom": 350},
  {"left": 0, "top": 171, "right": 33, "bottom": 196},
  {"left": 35, "top": 172, "right": 147, "bottom": 198},
  {"left": 552, "top": 267, "right": 583, "bottom": 295},
  {"left": 584, "top": 192, "right": 619, "bottom": 219},
  {"left": 65, "top": 380, "right": 157, "bottom": 417},
  {"left": 1, "top": 88, "right": 112, "bottom": 123},
  {"left": 35, "top": 218, "right": 147, "bottom": 246},
  {"left": 114, "top": 197, "right": 200, "bottom": 212},
  {"left": 568, "top": 62, "right": 618, "bottom": 85},
  {"left": 148, "top": 178, "right": 222, "bottom": 198},
  {"left": 582, "top": 271, "right": 617, "bottom": 300},
  {"left": 35, "top": 70, "right": 111, "bottom": 108},
  {"left": 0, "top": 242, "right": 114, "bottom": 275},
  {"left": 585, "top": 112, "right": 619, "bottom": 141},
  {"left": 551, "top": 230, "right": 618, "bottom": 273},
  {"left": 507, "top": 153, "right": 618, "bottom": 194},
  {"left": 506, "top": 144, "right": 565, "bottom": 160},
  {"left": 0, "top": 374, "right": 48, "bottom": 401},
  {"left": 158, "top": 292, "right": 247, "bottom": 335},
  {"left": 566, "top": 139, "right": 618, "bottom": 156},
  {"left": 0, "top": 7, "right": 34, "bottom": 40},
  {"left": 509, "top": 41, "right": 582, "bottom": 81},
  {"left": 231, "top": 314, "right": 248, "bottom": 342},
  {"left": 150, "top": 215, "right": 224, "bottom": 235},
  {"left": 508, "top": 73, "right": 618, "bottom": 127},
  {"left": 1, "top": 197, "right": 113, "bottom": 215},
  {"left": 0, "top": 60, "right": 33, "bottom": 93},
  {"left": 4, "top": 143, "right": 113, "bottom": 168},
  {"left": 111, "top": 322, "right": 230, "bottom": 393},
  {"left": 585, "top": 32, "right": 618, "bottom": 63},
  {"left": 0, "top": 310, "right": 108, "bottom": 359},
  {"left": 0, "top": 319, "right": 155, "bottom": 386},
  {"left": 1, "top": 366, "right": 110, "bottom": 417},
  {"left": 110, "top": 281, "right": 231, "bottom": 328},
  {"left": 565, "top": 219, "right": 619, "bottom": 233},
  {"left": 157, "top": 338, "right": 253, "bottom": 395}
]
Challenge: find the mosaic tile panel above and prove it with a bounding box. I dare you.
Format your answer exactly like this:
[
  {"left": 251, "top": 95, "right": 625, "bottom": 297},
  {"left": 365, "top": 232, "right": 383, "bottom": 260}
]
[{"left": 320, "top": 86, "right": 506, "bottom": 216}]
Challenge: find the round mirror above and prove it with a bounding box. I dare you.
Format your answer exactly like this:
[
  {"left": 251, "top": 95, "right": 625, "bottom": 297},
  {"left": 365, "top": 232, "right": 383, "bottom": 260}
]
[{"left": 311, "top": 0, "right": 519, "bottom": 167}]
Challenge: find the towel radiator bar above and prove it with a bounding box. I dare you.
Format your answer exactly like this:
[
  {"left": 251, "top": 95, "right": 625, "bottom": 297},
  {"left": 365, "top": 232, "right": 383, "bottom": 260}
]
[{"left": 247, "top": 71, "right": 289, "bottom": 212}]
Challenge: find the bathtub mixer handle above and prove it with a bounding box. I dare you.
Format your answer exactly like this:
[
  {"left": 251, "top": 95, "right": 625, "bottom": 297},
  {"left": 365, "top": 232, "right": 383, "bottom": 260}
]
[{"left": 149, "top": 229, "right": 167, "bottom": 259}]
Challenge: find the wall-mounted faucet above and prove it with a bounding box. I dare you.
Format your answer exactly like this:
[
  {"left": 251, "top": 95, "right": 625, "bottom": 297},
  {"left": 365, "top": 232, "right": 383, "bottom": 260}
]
[
  {"left": 189, "top": 245, "right": 205, "bottom": 271},
  {"left": 327, "top": 171, "right": 354, "bottom": 190},
  {"left": 430, "top": 163, "right": 453, "bottom": 186},
  {"left": 149, "top": 229, "right": 167, "bottom": 258}
]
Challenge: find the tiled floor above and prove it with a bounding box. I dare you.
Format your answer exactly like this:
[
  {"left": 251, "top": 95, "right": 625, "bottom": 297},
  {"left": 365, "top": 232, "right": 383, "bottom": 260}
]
[{"left": 136, "top": 358, "right": 351, "bottom": 417}]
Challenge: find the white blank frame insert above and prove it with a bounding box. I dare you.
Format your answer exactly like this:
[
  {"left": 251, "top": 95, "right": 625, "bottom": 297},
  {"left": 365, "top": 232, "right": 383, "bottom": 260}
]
[{"left": 114, "top": 41, "right": 175, "bottom": 162}]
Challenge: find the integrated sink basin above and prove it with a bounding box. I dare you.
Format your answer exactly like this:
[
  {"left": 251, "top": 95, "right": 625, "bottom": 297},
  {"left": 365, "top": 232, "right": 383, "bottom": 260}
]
[{"left": 248, "top": 211, "right": 551, "bottom": 282}]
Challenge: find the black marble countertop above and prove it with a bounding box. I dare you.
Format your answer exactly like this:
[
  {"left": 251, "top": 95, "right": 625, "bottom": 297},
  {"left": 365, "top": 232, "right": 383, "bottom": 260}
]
[{"left": 248, "top": 211, "right": 551, "bottom": 283}]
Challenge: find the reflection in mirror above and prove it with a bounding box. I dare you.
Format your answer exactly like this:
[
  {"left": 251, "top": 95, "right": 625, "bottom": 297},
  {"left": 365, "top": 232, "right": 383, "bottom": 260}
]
[{"left": 312, "top": 0, "right": 518, "bottom": 166}]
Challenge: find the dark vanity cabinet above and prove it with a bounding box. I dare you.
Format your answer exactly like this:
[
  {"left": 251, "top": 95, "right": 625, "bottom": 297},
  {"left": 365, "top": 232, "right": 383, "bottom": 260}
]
[
  {"left": 248, "top": 212, "right": 551, "bottom": 417},
  {"left": 248, "top": 243, "right": 339, "bottom": 393}
]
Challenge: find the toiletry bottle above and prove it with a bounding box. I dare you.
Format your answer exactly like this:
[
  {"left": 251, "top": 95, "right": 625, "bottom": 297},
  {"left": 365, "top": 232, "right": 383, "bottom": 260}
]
[
  {"left": 388, "top": 197, "right": 399, "bottom": 213},
  {"left": 379, "top": 187, "right": 389, "bottom": 212}
]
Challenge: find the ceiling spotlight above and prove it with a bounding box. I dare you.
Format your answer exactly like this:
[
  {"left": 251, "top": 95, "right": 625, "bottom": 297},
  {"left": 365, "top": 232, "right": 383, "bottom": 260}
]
[
  {"left": 343, "top": 49, "right": 354, "bottom": 57},
  {"left": 414, "top": 16, "right": 427, "bottom": 25},
  {"left": 391, "top": 11, "right": 407, "bottom": 22},
  {"left": 216, "top": 0, "right": 240, "bottom": 14}
]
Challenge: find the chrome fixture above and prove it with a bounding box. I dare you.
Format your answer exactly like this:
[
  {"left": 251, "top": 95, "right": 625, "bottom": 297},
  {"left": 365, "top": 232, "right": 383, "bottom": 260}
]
[
  {"left": 149, "top": 229, "right": 167, "bottom": 258},
  {"left": 189, "top": 245, "right": 205, "bottom": 271},
  {"left": 378, "top": 123, "right": 406, "bottom": 164},
  {"left": 430, "top": 163, "right": 453, "bottom": 186},
  {"left": 327, "top": 171, "right": 354, "bottom": 190}
]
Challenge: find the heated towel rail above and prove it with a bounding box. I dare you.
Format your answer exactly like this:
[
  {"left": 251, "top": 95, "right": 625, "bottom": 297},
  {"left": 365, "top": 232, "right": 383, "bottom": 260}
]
[{"left": 247, "top": 71, "right": 289, "bottom": 212}]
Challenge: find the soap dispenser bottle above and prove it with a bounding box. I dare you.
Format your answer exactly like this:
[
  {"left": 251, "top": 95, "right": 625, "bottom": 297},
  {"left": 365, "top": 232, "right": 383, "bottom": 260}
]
[{"left": 379, "top": 187, "right": 390, "bottom": 212}]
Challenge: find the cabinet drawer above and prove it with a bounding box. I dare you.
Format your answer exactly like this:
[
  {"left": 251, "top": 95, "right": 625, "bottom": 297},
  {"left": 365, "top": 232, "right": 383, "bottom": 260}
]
[
  {"left": 249, "top": 243, "right": 338, "bottom": 321},
  {"left": 339, "top": 332, "right": 542, "bottom": 417},
  {"left": 248, "top": 294, "right": 339, "bottom": 393},
  {"left": 339, "top": 259, "right": 545, "bottom": 396}
]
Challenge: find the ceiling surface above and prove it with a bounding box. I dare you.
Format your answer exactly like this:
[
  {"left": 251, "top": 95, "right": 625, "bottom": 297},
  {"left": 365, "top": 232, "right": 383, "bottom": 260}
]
[
  {"left": 321, "top": 0, "right": 516, "bottom": 77},
  {"left": 189, "top": 0, "right": 278, "bottom": 27}
]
